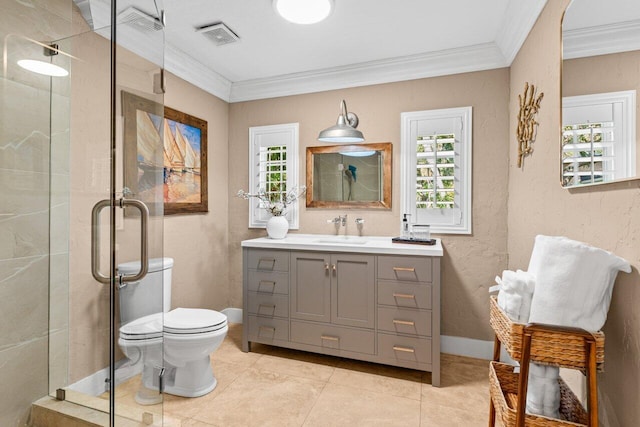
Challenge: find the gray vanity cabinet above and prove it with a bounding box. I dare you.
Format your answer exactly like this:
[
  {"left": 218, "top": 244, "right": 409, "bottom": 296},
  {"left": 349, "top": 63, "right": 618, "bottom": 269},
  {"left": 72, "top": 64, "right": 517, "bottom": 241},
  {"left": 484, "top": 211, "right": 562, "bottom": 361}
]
[
  {"left": 242, "top": 246, "right": 441, "bottom": 386},
  {"left": 290, "top": 252, "right": 331, "bottom": 323},
  {"left": 290, "top": 252, "right": 375, "bottom": 328},
  {"left": 243, "top": 249, "right": 291, "bottom": 348}
]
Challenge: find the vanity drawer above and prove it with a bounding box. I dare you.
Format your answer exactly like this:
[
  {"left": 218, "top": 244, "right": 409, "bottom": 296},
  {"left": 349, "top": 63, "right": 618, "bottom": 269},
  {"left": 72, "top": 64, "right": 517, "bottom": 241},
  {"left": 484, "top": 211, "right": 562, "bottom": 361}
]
[
  {"left": 247, "top": 271, "right": 289, "bottom": 295},
  {"left": 290, "top": 321, "right": 375, "bottom": 355},
  {"left": 377, "top": 256, "right": 432, "bottom": 282},
  {"left": 247, "top": 292, "right": 289, "bottom": 318},
  {"left": 377, "top": 333, "right": 432, "bottom": 365},
  {"left": 247, "top": 315, "right": 289, "bottom": 342},
  {"left": 378, "top": 282, "right": 432, "bottom": 309},
  {"left": 377, "top": 306, "right": 431, "bottom": 337},
  {"left": 247, "top": 249, "right": 289, "bottom": 272}
]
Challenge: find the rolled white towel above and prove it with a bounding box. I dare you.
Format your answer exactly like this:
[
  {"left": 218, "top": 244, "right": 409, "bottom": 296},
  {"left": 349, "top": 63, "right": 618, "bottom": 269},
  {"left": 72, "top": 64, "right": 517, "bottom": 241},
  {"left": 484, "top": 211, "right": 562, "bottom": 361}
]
[
  {"left": 528, "top": 235, "right": 631, "bottom": 332},
  {"left": 526, "top": 363, "right": 560, "bottom": 419},
  {"left": 496, "top": 270, "right": 536, "bottom": 323}
]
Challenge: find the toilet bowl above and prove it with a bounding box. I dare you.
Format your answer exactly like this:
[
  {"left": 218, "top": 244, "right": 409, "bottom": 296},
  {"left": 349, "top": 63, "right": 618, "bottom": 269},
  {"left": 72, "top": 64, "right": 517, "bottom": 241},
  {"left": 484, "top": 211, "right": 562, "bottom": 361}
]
[{"left": 117, "top": 258, "right": 228, "bottom": 404}]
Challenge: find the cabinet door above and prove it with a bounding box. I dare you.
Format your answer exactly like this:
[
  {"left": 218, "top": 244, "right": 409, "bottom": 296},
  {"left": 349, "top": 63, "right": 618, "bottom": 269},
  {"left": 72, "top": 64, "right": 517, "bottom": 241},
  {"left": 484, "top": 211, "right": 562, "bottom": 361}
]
[
  {"left": 291, "top": 252, "right": 331, "bottom": 322},
  {"left": 331, "top": 254, "right": 375, "bottom": 328}
]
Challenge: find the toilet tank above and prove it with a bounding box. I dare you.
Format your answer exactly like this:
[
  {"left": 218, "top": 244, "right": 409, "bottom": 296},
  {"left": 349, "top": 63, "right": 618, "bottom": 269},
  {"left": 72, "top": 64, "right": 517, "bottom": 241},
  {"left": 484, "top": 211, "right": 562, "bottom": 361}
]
[{"left": 117, "top": 257, "right": 173, "bottom": 325}]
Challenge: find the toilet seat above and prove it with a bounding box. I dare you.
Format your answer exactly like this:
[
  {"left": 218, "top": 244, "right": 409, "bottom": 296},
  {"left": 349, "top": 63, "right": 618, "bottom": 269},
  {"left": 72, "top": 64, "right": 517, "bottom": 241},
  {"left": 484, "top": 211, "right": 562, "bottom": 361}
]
[
  {"left": 120, "top": 308, "right": 227, "bottom": 341},
  {"left": 164, "top": 308, "right": 227, "bottom": 334}
]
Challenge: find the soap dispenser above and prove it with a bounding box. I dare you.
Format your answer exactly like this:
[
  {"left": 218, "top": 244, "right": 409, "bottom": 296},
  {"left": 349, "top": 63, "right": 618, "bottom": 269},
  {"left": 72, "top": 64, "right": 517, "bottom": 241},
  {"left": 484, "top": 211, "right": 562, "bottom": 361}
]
[{"left": 401, "top": 214, "right": 411, "bottom": 239}]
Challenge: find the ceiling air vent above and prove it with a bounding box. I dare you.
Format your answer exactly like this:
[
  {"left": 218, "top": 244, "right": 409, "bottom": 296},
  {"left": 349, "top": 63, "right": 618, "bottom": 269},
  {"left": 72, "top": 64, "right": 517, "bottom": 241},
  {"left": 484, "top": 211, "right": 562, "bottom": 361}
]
[
  {"left": 196, "top": 22, "right": 240, "bottom": 47},
  {"left": 118, "top": 6, "right": 164, "bottom": 33}
]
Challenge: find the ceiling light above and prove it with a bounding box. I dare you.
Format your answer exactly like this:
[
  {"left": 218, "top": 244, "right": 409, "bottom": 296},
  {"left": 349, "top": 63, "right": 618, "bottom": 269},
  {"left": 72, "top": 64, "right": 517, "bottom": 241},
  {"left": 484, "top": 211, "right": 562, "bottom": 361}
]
[
  {"left": 318, "top": 100, "right": 365, "bottom": 143},
  {"left": 17, "top": 59, "right": 68, "bottom": 77},
  {"left": 274, "top": 0, "right": 333, "bottom": 25}
]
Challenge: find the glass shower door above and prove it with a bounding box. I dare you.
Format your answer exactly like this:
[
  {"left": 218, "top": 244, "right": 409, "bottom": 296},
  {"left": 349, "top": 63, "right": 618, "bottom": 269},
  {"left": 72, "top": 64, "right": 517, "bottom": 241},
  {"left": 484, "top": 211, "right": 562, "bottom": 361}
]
[{"left": 50, "top": 0, "right": 166, "bottom": 425}]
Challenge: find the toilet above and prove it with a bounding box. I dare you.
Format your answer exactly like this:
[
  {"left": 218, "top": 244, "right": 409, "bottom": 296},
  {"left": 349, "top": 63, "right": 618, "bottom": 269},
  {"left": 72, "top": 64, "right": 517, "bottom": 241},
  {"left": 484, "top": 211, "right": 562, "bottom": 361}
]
[{"left": 117, "top": 257, "right": 228, "bottom": 405}]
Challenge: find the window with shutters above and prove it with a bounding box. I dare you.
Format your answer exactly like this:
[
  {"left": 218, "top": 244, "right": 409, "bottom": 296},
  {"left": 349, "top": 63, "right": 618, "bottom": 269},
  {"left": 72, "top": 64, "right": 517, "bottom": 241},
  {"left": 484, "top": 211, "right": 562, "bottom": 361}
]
[
  {"left": 248, "top": 123, "right": 300, "bottom": 228},
  {"left": 562, "top": 91, "right": 636, "bottom": 187},
  {"left": 401, "top": 107, "right": 472, "bottom": 234}
]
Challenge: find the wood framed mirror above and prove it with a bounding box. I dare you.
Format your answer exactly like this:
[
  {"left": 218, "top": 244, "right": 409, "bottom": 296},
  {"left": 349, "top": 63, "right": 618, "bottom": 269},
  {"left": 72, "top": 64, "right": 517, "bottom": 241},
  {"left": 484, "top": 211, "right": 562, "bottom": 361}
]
[{"left": 306, "top": 142, "right": 392, "bottom": 209}]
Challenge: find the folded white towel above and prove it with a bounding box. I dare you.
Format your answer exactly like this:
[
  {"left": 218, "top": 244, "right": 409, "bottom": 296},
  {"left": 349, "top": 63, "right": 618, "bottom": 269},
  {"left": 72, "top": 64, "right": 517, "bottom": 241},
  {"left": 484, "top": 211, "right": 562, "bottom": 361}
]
[
  {"left": 526, "top": 363, "right": 560, "bottom": 418},
  {"left": 528, "top": 235, "right": 631, "bottom": 331},
  {"left": 496, "top": 270, "right": 536, "bottom": 323}
]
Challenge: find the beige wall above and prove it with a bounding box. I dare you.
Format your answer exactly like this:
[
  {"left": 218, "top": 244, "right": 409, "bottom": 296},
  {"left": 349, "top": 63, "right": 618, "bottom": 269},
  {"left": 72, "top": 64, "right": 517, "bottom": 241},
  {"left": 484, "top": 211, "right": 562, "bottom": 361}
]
[
  {"left": 508, "top": 1, "right": 640, "bottom": 425},
  {"left": 163, "top": 73, "right": 230, "bottom": 312},
  {"left": 228, "top": 69, "right": 511, "bottom": 341}
]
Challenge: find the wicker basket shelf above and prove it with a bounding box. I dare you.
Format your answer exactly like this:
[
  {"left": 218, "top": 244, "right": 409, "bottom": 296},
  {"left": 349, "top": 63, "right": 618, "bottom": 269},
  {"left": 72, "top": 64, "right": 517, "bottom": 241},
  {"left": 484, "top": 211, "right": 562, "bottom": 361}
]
[
  {"left": 489, "top": 296, "right": 605, "bottom": 372},
  {"left": 489, "top": 361, "right": 589, "bottom": 427}
]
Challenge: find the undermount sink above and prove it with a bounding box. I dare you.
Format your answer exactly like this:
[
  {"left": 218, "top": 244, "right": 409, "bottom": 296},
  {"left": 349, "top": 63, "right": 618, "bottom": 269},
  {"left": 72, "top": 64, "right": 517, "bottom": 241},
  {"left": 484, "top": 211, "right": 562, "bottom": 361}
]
[{"left": 313, "top": 237, "right": 369, "bottom": 245}]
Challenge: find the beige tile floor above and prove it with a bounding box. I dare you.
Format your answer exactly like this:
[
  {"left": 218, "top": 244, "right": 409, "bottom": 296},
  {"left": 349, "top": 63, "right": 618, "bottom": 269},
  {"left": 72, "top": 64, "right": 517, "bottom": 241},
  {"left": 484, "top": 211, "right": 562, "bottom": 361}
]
[{"left": 103, "top": 323, "right": 491, "bottom": 426}]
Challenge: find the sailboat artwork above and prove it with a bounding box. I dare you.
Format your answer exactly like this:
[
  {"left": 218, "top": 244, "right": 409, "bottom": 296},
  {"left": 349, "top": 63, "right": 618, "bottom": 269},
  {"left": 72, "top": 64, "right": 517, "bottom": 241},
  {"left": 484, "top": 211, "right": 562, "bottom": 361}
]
[
  {"left": 123, "top": 90, "right": 208, "bottom": 215},
  {"left": 161, "top": 117, "right": 202, "bottom": 202}
]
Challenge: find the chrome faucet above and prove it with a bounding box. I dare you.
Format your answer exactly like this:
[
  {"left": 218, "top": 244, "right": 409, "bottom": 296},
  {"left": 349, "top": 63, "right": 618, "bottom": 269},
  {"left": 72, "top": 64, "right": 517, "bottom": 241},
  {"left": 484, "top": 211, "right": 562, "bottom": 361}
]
[{"left": 327, "top": 214, "right": 348, "bottom": 234}]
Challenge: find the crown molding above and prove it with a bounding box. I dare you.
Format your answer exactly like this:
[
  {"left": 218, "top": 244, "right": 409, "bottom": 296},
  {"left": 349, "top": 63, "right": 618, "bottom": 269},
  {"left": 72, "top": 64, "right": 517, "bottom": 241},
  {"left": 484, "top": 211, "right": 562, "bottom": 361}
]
[
  {"left": 73, "top": 0, "right": 545, "bottom": 103},
  {"left": 228, "top": 43, "right": 508, "bottom": 103},
  {"left": 495, "top": 0, "right": 548, "bottom": 64},
  {"left": 563, "top": 19, "right": 640, "bottom": 60},
  {"left": 165, "top": 44, "right": 232, "bottom": 101}
]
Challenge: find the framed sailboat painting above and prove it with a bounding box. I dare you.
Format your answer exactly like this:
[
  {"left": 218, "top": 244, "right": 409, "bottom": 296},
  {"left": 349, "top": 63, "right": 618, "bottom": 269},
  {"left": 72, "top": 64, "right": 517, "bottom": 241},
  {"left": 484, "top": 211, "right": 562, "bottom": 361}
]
[{"left": 122, "top": 91, "right": 208, "bottom": 215}]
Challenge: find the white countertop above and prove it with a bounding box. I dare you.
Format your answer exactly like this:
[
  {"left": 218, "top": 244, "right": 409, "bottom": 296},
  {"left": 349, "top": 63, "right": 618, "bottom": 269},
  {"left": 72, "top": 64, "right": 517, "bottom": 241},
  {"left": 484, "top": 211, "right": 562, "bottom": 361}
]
[{"left": 241, "top": 234, "right": 443, "bottom": 256}]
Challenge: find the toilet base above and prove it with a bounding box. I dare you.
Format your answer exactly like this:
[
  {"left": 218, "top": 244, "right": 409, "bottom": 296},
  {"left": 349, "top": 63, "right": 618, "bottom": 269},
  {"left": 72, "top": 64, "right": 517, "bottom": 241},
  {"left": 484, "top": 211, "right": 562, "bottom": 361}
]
[
  {"left": 137, "top": 355, "right": 218, "bottom": 403},
  {"left": 135, "top": 384, "right": 163, "bottom": 406}
]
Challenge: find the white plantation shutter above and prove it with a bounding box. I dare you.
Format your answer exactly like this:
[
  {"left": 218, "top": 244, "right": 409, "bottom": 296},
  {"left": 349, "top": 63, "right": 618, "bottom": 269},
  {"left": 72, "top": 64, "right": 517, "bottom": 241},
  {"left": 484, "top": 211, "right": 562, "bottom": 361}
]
[
  {"left": 562, "top": 91, "right": 636, "bottom": 187},
  {"left": 249, "top": 123, "right": 300, "bottom": 228},
  {"left": 401, "top": 107, "right": 472, "bottom": 234}
]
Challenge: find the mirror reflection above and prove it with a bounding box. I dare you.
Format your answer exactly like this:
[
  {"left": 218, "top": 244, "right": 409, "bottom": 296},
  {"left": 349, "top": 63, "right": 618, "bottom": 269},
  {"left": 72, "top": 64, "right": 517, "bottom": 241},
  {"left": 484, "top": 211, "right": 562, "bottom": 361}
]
[
  {"left": 561, "top": 0, "right": 640, "bottom": 187},
  {"left": 306, "top": 142, "right": 392, "bottom": 209}
]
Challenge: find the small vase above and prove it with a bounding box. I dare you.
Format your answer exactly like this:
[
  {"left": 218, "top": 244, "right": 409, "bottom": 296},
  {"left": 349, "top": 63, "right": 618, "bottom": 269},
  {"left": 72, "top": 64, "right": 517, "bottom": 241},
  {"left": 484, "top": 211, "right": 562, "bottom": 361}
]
[{"left": 266, "top": 215, "right": 289, "bottom": 239}]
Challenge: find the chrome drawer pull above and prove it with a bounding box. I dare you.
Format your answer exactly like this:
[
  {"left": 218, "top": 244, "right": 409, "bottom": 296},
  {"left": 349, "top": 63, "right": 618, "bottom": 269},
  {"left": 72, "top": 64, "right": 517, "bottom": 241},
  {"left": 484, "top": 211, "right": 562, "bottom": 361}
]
[
  {"left": 393, "top": 319, "right": 415, "bottom": 326},
  {"left": 392, "top": 293, "right": 416, "bottom": 299},
  {"left": 321, "top": 335, "right": 339, "bottom": 342},
  {"left": 393, "top": 346, "right": 415, "bottom": 353},
  {"left": 257, "top": 258, "right": 276, "bottom": 270},
  {"left": 257, "top": 280, "right": 276, "bottom": 292},
  {"left": 259, "top": 326, "right": 276, "bottom": 332},
  {"left": 393, "top": 267, "right": 415, "bottom": 272},
  {"left": 324, "top": 262, "right": 330, "bottom": 271}
]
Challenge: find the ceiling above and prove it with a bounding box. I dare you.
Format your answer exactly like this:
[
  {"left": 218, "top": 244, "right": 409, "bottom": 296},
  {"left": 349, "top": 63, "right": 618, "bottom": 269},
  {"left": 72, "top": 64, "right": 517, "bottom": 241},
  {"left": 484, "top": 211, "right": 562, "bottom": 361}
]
[{"left": 70, "top": 0, "right": 639, "bottom": 103}]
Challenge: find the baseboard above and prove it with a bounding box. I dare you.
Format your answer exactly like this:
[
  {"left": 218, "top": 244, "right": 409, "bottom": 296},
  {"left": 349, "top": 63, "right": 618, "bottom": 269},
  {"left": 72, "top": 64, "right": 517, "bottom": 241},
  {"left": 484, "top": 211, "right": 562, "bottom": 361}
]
[
  {"left": 68, "top": 359, "right": 141, "bottom": 396},
  {"left": 221, "top": 307, "right": 243, "bottom": 323},
  {"left": 442, "top": 335, "right": 515, "bottom": 364}
]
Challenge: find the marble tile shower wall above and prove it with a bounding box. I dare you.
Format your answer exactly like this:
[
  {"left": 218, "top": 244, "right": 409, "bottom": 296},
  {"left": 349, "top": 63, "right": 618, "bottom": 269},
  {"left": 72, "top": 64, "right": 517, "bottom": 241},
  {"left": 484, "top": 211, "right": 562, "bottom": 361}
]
[{"left": 0, "top": 34, "right": 71, "bottom": 427}]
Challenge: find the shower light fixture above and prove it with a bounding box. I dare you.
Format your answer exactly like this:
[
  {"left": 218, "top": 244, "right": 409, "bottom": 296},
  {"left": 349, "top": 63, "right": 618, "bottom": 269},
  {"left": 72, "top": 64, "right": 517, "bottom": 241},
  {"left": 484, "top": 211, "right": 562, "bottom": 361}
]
[
  {"left": 274, "top": 0, "right": 333, "bottom": 25},
  {"left": 318, "top": 100, "right": 365, "bottom": 143},
  {"left": 10, "top": 42, "right": 70, "bottom": 77},
  {"left": 17, "top": 59, "right": 68, "bottom": 76}
]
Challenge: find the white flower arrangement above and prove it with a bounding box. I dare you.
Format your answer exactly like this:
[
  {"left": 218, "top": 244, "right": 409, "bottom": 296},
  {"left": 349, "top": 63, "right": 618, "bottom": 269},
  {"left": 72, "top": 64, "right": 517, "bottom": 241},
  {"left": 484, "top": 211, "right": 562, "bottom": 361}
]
[{"left": 236, "top": 186, "right": 306, "bottom": 217}]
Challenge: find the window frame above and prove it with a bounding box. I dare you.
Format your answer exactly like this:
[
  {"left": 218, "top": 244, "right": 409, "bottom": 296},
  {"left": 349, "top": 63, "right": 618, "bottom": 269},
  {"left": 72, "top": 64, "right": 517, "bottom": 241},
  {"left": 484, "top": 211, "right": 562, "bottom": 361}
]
[
  {"left": 561, "top": 90, "right": 636, "bottom": 187},
  {"left": 400, "top": 106, "right": 472, "bottom": 235},
  {"left": 248, "top": 123, "right": 300, "bottom": 229}
]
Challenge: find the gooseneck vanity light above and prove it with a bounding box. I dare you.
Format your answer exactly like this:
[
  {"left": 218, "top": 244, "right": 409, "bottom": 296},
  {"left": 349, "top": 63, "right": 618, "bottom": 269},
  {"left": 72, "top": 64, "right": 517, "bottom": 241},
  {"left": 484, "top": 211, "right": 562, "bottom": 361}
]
[
  {"left": 274, "top": 0, "right": 334, "bottom": 25},
  {"left": 318, "top": 99, "right": 365, "bottom": 143}
]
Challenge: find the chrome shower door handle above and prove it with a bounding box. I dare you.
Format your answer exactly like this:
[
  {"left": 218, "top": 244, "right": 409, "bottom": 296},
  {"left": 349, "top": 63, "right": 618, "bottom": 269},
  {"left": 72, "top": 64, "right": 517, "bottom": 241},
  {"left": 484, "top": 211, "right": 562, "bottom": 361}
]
[
  {"left": 119, "top": 198, "right": 149, "bottom": 283},
  {"left": 91, "top": 199, "right": 112, "bottom": 284},
  {"left": 90, "top": 198, "right": 150, "bottom": 284}
]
